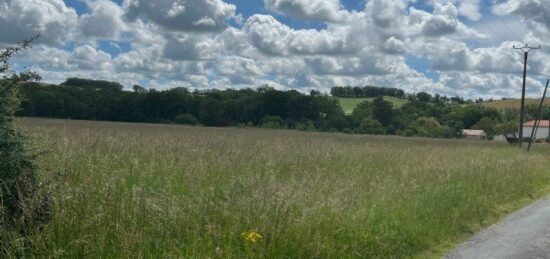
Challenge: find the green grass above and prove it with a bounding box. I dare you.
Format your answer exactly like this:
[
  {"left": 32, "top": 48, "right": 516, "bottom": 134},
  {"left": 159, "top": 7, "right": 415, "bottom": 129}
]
[
  {"left": 3, "top": 118, "right": 550, "bottom": 258},
  {"left": 338, "top": 97, "right": 409, "bottom": 114}
]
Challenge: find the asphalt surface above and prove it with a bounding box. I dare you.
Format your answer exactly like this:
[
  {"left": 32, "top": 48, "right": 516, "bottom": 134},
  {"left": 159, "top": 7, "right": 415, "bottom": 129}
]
[{"left": 446, "top": 195, "right": 550, "bottom": 259}]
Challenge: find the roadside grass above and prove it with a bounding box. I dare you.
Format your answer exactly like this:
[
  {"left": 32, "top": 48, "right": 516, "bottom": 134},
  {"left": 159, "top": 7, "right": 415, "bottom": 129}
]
[
  {"left": 4, "top": 118, "right": 550, "bottom": 258},
  {"left": 338, "top": 97, "right": 408, "bottom": 114}
]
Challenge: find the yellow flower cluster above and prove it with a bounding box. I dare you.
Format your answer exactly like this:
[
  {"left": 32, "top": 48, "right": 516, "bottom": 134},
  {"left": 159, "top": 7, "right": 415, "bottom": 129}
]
[{"left": 241, "top": 230, "right": 263, "bottom": 243}]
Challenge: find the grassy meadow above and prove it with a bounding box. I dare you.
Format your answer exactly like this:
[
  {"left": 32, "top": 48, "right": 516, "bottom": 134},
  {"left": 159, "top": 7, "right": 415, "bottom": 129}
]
[
  {"left": 3, "top": 118, "right": 550, "bottom": 258},
  {"left": 337, "top": 97, "right": 408, "bottom": 114}
]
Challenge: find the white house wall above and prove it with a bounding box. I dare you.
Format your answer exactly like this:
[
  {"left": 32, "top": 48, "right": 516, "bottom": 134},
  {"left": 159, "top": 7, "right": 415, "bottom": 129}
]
[{"left": 523, "top": 126, "right": 550, "bottom": 139}]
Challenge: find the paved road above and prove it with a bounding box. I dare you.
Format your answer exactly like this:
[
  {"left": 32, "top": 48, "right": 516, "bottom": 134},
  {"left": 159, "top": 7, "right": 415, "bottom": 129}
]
[{"left": 446, "top": 195, "right": 550, "bottom": 259}]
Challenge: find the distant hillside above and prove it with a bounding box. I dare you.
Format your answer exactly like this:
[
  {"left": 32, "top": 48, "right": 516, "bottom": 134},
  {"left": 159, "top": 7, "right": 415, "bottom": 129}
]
[
  {"left": 338, "top": 96, "right": 408, "bottom": 114},
  {"left": 483, "top": 99, "right": 550, "bottom": 109}
]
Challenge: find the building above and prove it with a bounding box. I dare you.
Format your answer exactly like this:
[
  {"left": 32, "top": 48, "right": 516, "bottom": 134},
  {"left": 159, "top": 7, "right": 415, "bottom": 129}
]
[
  {"left": 523, "top": 120, "right": 550, "bottom": 140},
  {"left": 462, "top": 129, "right": 487, "bottom": 140}
]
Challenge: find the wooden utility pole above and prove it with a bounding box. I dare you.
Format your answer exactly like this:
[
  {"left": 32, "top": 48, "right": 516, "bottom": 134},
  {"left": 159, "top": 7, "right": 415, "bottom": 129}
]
[
  {"left": 513, "top": 44, "right": 540, "bottom": 146},
  {"left": 527, "top": 79, "right": 549, "bottom": 152}
]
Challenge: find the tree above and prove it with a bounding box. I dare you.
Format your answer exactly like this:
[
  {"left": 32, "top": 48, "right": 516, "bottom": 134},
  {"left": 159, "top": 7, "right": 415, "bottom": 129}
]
[
  {"left": 133, "top": 84, "right": 146, "bottom": 93},
  {"left": 416, "top": 92, "right": 432, "bottom": 103},
  {"left": 495, "top": 121, "right": 518, "bottom": 137},
  {"left": 473, "top": 117, "right": 498, "bottom": 137},
  {"left": 373, "top": 96, "right": 393, "bottom": 127},
  {"left": 407, "top": 117, "right": 445, "bottom": 138},
  {"left": 0, "top": 36, "right": 48, "bottom": 231},
  {"left": 356, "top": 117, "right": 386, "bottom": 135}
]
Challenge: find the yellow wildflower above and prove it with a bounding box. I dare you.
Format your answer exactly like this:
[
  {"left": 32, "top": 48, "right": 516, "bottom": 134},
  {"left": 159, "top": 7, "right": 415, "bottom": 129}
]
[{"left": 241, "top": 230, "right": 263, "bottom": 243}]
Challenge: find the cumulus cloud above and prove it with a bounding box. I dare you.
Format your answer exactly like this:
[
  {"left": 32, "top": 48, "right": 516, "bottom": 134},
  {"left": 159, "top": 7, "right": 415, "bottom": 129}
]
[
  {"left": 0, "top": 0, "right": 77, "bottom": 45},
  {"left": 4, "top": 0, "right": 545, "bottom": 99},
  {"left": 493, "top": 0, "right": 550, "bottom": 36},
  {"left": 264, "top": 0, "right": 350, "bottom": 22},
  {"left": 79, "top": 0, "right": 126, "bottom": 39},
  {"left": 244, "top": 14, "right": 361, "bottom": 56},
  {"left": 163, "top": 34, "right": 220, "bottom": 60},
  {"left": 408, "top": 3, "right": 484, "bottom": 39},
  {"left": 70, "top": 45, "right": 113, "bottom": 70},
  {"left": 123, "top": 0, "right": 236, "bottom": 32}
]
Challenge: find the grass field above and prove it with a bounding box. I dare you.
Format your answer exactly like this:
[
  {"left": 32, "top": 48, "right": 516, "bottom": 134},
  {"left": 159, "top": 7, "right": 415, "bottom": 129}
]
[
  {"left": 4, "top": 118, "right": 550, "bottom": 258},
  {"left": 483, "top": 98, "right": 550, "bottom": 109},
  {"left": 338, "top": 97, "right": 408, "bottom": 114}
]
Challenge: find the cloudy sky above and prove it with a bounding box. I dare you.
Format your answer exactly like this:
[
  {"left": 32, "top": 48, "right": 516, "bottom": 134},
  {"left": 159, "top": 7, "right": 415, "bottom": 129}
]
[{"left": 3, "top": 0, "right": 550, "bottom": 98}]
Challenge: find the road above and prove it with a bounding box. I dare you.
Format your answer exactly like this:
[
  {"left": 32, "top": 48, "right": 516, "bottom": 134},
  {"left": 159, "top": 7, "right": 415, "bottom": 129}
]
[{"left": 446, "top": 195, "right": 550, "bottom": 259}]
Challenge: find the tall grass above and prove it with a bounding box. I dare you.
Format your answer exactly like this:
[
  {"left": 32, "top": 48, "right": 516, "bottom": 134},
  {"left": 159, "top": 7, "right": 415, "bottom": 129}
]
[{"left": 4, "top": 118, "right": 550, "bottom": 258}]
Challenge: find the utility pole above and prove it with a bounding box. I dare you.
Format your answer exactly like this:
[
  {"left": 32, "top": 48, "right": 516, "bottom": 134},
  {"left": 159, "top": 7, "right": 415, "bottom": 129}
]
[
  {"left": 513, "top": 44, "right": 540, "bottom": 147},
  {"left": 527, "top": 79, "right": 549, "bottom": 152}
]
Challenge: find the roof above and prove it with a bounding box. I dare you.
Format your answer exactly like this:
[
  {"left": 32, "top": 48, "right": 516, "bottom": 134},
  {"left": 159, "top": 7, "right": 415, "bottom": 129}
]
[
  {"left": 462, "top": 129, "right": 486, "bottom": 136},
  {"left": 524, "top": 120, "right": 550, "bottom": 128}
]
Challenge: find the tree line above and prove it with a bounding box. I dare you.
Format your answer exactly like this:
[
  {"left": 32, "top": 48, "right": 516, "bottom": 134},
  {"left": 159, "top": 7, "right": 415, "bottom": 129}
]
[{"left": 15, "top": 78, "right": 550, "bottom": 139}]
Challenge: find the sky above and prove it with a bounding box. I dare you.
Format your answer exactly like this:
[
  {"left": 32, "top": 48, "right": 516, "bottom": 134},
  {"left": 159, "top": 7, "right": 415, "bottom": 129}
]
[{"left": 2, "top": 0, "right": 550, "bottom": 99}]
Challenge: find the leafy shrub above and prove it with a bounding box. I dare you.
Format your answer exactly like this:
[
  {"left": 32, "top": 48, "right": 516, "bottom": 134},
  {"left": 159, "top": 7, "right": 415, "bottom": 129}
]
[
  {"left": 260, "top": 116, "right": 285, "bottom": 129},
  {"left": 175, "top": 113, "right": 198, "bottom": 125},
  {"left": 295, "top": 120, "right": 316, "bottom": 131},
  {"left": 0, "top": 37, "right": 49, "bottom": 233},
  {"left": 356, "top": 117, "right": 386, "bottom": 135},
  {"left": 342, "top": 128, "right": 354, "bottom": 134}
]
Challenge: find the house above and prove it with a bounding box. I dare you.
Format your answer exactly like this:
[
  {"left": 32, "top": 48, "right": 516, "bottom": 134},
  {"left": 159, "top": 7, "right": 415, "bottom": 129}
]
[
  {"left": 523, "top": 120, "right": 550, "bottom": 140},
  {"left": 462, "top": 129, "right": 487, "bottom": 140}
]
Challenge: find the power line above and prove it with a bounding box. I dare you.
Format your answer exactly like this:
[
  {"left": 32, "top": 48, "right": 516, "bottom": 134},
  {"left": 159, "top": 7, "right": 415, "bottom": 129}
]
[
  {"left": 460, "top": 3, "right": 511, "bottom": 43},
  {"left": 493, "top": 11, "right": 524, "bottom": 42}
]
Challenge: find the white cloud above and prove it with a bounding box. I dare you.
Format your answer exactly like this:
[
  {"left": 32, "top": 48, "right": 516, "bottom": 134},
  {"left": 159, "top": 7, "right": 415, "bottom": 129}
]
[
  {"left": 79, "top": 0, "right": 126, "bottom": 39},
  {"left": 244, "top": 14, "right": 361, "bottom": 56},
  {"left": 264, "top": 0, "right": 350, "bottom": 22},
  {"left": 70, "top": 45, "right": 113, "bottom": 70},
  {"left": 0, "top": 0, "right": 77, "bottom": 45},
  {"left": 457, "top": 0, "right": 482, "bottom": 21},
  {"left": 123, "top": 0, "right": 236, "bottom": 32}
]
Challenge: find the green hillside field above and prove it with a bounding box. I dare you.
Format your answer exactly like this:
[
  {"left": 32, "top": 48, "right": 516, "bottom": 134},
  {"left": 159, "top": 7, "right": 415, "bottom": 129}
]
[{"left": 338, "top": 96, "right": 409, "bottom": 114}]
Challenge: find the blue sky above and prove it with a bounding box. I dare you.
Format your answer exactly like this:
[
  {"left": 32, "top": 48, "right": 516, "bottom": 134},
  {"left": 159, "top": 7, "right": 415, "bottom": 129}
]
[{"left": 2, "top": 0, "right": 549, "bottom": 98}]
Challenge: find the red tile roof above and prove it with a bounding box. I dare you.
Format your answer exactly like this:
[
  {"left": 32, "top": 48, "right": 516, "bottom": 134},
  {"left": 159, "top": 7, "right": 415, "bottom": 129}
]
[{"left": 525, "top": 120, "right": 550, "bottom": 128}]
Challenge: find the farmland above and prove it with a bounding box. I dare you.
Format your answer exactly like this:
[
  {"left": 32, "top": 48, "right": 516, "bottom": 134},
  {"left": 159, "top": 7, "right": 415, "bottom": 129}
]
[
  {"left": 3, "top": 118, "right": 550, "bottom": 258},
  {"left": 483, "top": 98, "right": 550, "bottom": 109}
]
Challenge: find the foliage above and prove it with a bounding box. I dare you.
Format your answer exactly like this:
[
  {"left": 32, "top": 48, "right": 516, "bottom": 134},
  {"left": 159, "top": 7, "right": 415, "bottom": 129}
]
[
  {"left": 356, "top": 117, "right": 386, "bottom": 135},
  {"left": 473, "top": 117, "right": 499, "bottom": 137},
  {"left": 174, "top": 113, "right": 198, "bottom": 125},
  {"left": 0, "top": 36, "right": 47, "bottom": 234},
  {"left": 373, "top": 96, "right": 393, "bottom": 127},
  {"left": 259, "top": 115, "right": 285, "bottom": 129},
  {"left": 406, "top": 117, "right": 446, "bottom": 138},
  {"left": 331, "top": 86, "right": 405, "bottom": 98},
  {"left": 62, "top": 78, "right": 123, "bottom": 91},
  {"left": 17, "top": 77, "right": 543, "bottom": 141}
]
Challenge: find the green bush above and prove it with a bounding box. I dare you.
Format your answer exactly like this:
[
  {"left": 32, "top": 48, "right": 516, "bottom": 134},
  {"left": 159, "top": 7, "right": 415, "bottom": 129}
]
[
  {"left": 356, "top": 117, "right": 386, "bottom": 135},
  {"left": 175, "top": 113, "right": 198, "bottom": 125},
  {"left": 295, "top": 120, "right": 316, "bottom": 131},
  {"left": 0, "top": 37, "right": 48, "bottom": 233},
  {"left": 342, "top": 128, "right": 354, "bottom": 134},
  {"left": 260, "top": 115, "right": 285, "bottom": 129}
]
